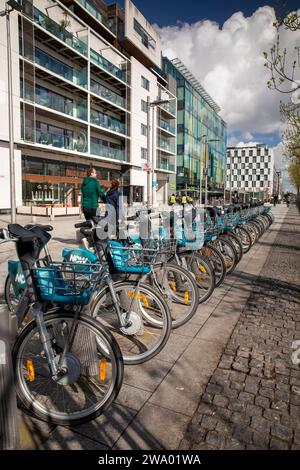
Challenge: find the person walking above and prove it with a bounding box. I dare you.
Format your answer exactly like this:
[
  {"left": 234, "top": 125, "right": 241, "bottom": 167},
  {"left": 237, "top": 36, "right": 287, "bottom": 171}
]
[
  {"left": 81, "top": 167, "right": 106, "bottom": 220},
  {"left": 105, "top": 180, "right": 124, "bottom": 237},
  {"left": 181, "top": 194, "right": 187, "bottom": 205},
  {"left": 169, "top": 193, "right": 176, "bottom": 206},
  {"left": 273, "top": 194, "right": 278, "bottom": 206},
  {"left": 286, "top": 194, "right": 291, "bottom": 208}
]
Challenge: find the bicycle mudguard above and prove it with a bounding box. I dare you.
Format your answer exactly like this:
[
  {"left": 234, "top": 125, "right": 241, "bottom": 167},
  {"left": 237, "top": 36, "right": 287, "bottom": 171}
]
[
  {"left": 8, "top": 260, "right": 26, "bottom": 297},
  {"left": 62, "top": 247, "right": 98, "bottom": 265}
]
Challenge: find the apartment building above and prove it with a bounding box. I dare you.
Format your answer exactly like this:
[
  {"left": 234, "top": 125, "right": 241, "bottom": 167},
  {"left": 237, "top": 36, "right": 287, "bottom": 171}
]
[
  {"left": 163, "top": 57, "right": 227, "bottom": 202},
  {"left": 0, "top": 0, "right": 176, "bottom": 212},
  {"left": 226, "top": 144, "right": 274, "bottom": 200}
]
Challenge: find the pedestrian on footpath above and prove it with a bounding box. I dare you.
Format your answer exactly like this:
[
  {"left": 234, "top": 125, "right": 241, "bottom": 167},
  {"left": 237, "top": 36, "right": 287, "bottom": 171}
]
[
  {"left": 105, "top": 180, "right": 124, "bottom": 237},
  {"left": 81, "top": 167, "right": 106, "bottom": 220}
]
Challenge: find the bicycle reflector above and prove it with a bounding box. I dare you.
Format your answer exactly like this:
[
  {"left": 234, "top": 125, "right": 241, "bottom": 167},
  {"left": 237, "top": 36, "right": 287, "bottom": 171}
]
[
  {"left": 198, "top": 264, "right": 207, "bottom": 274},
  {"left": 169, "top": 281, "right": 177, "bottom": 292},
  {"left": 27, "top": 360, "right": 35, "bottom": 382},
  {"left": 99, "top": 358, "right": 107, "bottom": 381},
  {"left": 184, "top": 291, "right": 189, "bottom": 305},
  {"left": 127, "top": 292, "right": 149, "bottom": 307}
]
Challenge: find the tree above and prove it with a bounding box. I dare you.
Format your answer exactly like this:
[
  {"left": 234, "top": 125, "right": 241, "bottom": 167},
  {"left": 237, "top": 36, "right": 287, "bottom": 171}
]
[
  {"left": 263, "top": 6, "right": 300, "bottom": 94},
  {"left": 288, "top": 158, "right": 300, "bottom": 194}
]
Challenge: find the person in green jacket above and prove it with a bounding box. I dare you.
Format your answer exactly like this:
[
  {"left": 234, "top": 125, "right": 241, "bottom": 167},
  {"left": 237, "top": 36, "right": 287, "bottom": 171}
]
[{"left": 81, "top": 167, "right": 106, "bottom": 220}]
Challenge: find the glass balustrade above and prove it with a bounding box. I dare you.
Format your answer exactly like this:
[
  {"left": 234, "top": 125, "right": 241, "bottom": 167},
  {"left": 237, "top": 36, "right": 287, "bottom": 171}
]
[
  {"left": 33, "top": 7, "right": 88, "bottom": 57},
  {"left": 158, "top": 139, "right": 176, "bottom": 154},
  {"left": 90, "top": 49, "right": 126, "bottom": 83},
  {"left": 35, "top": 85, "right": 87, "bottom": 121},
  {"left": 158, "top": 119, "right": 176, "bottom": 134},
  {"left": 157, "top": 158, "right": 175, "bottom": 172},
  {"left": 159, "top": 101, "right": 176, "bottom": 116},
  {"left": 91, "top": 139, "right": 125, "bottom": 161},
  {"left": 35, "top": 48, "right": 87, "bottom": 88},
  {"left": 90, "top": 109, "right": 125, "bottom": 134},
  {"left": 90, "top": 79, "right": 125, "bottom": 108},
  {"left": 24, "top": 126, "right": 88, "bottom": 153}
]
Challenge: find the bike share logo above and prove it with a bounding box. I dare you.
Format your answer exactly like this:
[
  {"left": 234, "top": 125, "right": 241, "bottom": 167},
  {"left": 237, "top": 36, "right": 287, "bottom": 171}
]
[
  {"left": 15, "top": 272, "right": 25, "bottom": 284},
  {"left": 69, "top": 254, "right": 89, "bottom": 264},
  {"left": 292, "top": 340, "right": 300, "bottom": 366}
]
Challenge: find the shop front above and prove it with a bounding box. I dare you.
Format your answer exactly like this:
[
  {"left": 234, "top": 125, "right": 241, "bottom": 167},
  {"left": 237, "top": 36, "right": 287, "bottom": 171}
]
[{"left": 21, "top": 155, "right": 130, "bottom": 209}]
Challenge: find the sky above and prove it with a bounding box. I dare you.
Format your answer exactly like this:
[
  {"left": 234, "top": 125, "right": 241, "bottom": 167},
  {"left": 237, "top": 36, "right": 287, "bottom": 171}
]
[{"left": 120, "top": 1, "right": 300, "bottom": 191}]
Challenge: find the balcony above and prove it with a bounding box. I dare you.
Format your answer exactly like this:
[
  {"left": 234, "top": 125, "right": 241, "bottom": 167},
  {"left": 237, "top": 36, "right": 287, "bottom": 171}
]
[
  {"left": 90, "top": 110, "right": 125, "bottom": 135},
  {"left": 35, "top": 85, "right": 87, "bottom": 121},
  {"left": 90, "top": 79, "right": 125, "bottom": 109},
  {"left": 90, "top": 49, "right": 126, "bottom": 84},
  {"left": 158, "top": 119, "right": 176, "bottom": 135},
  {"left": 157, "top": 157, "right": 175, "bottom": 172},
  {"left": 91, "top": 139, "right": 125, "bottom": 162},
  {"left": 35, "top": 48, "right": 87, "bottom": 88},
  {"left": 158, "top": 139, "right": 176, "bottom": 154},
  {"left": 23, "top": 126, "right": 88, "bottom": 153},
  {"left": 76, "top": 0, "right": 116, "bottom": 34},
  {"left": 33, "top": 7, "right": 88, "bottom": 57}
]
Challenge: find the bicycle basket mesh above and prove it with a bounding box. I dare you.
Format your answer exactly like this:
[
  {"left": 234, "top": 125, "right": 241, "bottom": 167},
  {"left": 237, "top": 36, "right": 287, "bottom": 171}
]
[
  {"left": 108, "top": 241, "right": 157, "bottom": 274},
  {"left": 32, "top": 261, "right": 101, "bottom": 305}
]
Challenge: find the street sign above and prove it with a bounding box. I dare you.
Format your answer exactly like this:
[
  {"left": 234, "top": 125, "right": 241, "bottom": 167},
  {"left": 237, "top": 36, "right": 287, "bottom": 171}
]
[
  {"left": 152, "top": 181, "right": 157, "bottom": 187},
  {"left": 142, "top": 162, "right": 152, "bottom": 172}
]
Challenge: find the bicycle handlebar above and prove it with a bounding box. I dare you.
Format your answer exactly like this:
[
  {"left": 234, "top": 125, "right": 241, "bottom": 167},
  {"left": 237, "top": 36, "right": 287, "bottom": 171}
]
[{"left": 74, "top": 220, "right": 93, "bottom": 229}]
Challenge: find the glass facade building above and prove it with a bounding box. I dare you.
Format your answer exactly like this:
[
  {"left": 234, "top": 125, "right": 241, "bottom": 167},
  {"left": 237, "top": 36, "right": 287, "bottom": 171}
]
[{"left": 163, "top": 58, "right": 227, "bottom": 199}]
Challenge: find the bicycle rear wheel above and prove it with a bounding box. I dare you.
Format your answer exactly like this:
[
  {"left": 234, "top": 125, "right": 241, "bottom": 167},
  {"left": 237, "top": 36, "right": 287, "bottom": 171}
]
[
  {"left": 13, "top": 311, "right": 123, "bottom": 426},
  {"left": 201, "top": 244, "right": 226, "bottom": 287},
  {"left": 212, "top": 236, "right": 238, "bottom": 275},
  {"left": 149, "top": 263, "right": 199, "bottom": 328},
  {"left": 90, "top": 281, "right": 171, "bottom": 365},
  {"left": 176, "top": 252, "right": 216, "bottom": 303}
]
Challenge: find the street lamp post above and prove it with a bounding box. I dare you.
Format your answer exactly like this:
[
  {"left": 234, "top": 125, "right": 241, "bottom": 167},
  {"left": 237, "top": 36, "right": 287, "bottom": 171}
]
[
  {"left": 0, "top": 1, "right": 24, "bottom": 223},
  {"left": 202, "top": 135, "right": 219, "bottom": 206},
  {"left": 146, "top": 97, "right": 175, "bottom": 208}
]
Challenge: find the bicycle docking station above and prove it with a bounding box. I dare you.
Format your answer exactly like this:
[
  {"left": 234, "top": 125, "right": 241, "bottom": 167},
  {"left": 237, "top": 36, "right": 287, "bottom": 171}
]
[{"left": 0, "top": 304, "right": 19, "bottom": 450}]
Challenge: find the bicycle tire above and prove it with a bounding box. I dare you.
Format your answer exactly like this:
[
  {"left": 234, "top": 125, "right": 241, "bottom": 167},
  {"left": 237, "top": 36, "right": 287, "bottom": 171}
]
[
  {"left": 149, "top": 263, "right": 199, "bottom": 328},
  {"left": 201, "top": 243, "right": 226, "bottom": 288},
  {"left": 175, "top": 252, "right": 216, "bottom": 304},
  {"left": 13, "top": 311, "right": 123, "bottom": 426},
  {"left": 90, "top": 281, "right": 172, "bottom": 365}
]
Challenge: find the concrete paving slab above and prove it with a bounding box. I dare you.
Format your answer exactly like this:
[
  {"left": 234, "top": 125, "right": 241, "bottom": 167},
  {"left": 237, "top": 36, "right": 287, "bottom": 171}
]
[
  {"left": 123, "top": 358, "right": 173, "bottom": 392},
  {"left": 70, "top": 404, "right": 137, "bottom": 448},
  {"left": 113, "top": 403, "right": 191, "bottom": 450},
  {"left": 149, "top": 338, "right": 224, "bottom": 416},
  {"left": 42, "top": 427, "right": 109, "bottom": 450}
]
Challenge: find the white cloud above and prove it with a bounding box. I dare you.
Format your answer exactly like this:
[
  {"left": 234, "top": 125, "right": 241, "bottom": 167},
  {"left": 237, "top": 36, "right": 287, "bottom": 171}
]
[{"left": 158, "top": 7, "right": 300, "bottom": 136}]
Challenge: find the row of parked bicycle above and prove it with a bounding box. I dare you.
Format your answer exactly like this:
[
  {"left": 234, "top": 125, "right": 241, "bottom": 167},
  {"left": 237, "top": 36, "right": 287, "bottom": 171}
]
[{"left": 0, "top": 202, "right": 274, "bottom": 426}]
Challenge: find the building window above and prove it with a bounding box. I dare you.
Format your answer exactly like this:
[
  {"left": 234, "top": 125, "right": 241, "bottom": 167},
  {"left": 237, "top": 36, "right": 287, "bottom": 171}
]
[
  {"left": 249, "top": 150, "right": 253, "bottom": 156},
  {"left": 141, "top": 76, "right": 150, "bottom": 91},
  {"left": 134, "top": 18, "right": 156, "bottom": 50},
  {"left": 260, "top": 181, "right": 264, "bottom": 187},
  {"left": 141, "top": 147, "right": 147, "bottom": 159},
  {"left": 141, "top": 99, "right": 147, "bottom": 113},
  {"left": 242, "top": 150, "right": 245, "bottom": 156},
  {"left": 141, "top": 124, "right": 148, "bottom": 136},
  {"left": 234, "top": 150, "right": 238, "bottom": 157},
  {"left": 257, "top": 148, "right": 261, "bottom": 156}
]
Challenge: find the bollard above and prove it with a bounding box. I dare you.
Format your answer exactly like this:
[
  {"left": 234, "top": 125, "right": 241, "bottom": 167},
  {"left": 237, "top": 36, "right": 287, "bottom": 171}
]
[{"left": 0, "top": 305, "right": 19, "bottom": 450}]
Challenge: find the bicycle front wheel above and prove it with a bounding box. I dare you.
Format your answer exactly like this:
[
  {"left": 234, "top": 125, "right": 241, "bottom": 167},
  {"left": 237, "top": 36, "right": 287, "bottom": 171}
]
[
  {"left": 13, "top": 312, "right": 123, "bottom": 426},
  {"left": 91, "top": 281, "right": 172, "bottom": 365}
]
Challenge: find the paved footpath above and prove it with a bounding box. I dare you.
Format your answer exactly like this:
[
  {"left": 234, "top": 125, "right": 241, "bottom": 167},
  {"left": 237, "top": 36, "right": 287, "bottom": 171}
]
[
  {"left": 179, "top": 206, "right": 300, "bottom": 450},
  {"left": 1, "top": 205, "right": 298, "bottom": 450}
]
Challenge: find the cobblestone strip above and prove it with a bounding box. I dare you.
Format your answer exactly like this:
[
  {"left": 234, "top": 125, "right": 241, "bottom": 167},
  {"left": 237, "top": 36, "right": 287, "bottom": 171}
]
[{"left": 179, "top": 208, "right": 300, "bottom": 450}]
